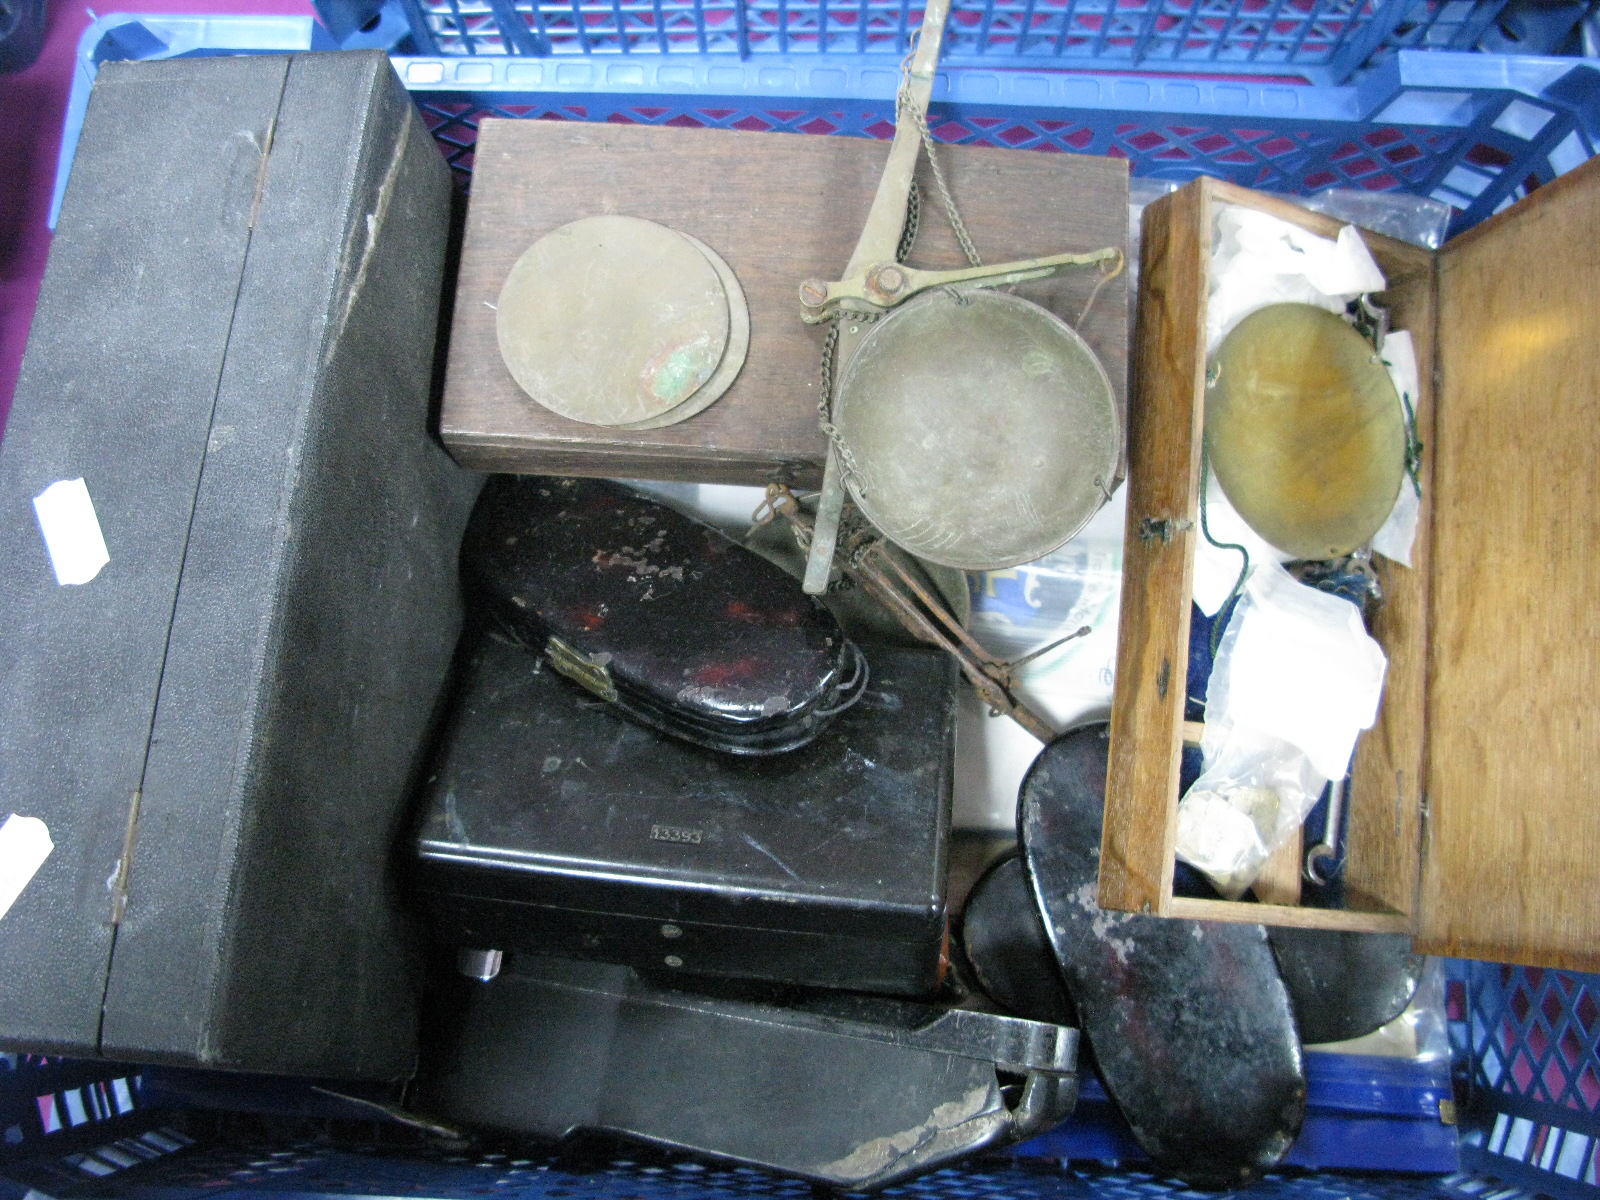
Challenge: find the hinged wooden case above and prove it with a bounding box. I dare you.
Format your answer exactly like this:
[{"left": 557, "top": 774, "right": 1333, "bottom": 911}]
[{"left": 1102, "top": 160, "right": 1600, "bottom": 971}]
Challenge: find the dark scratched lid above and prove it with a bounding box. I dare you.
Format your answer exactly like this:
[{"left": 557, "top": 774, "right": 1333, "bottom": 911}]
[{"left": 461, "top": 476, "right": 863, "bottom": 755}]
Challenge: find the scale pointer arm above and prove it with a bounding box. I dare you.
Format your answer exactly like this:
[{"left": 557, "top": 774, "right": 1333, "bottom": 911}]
[
  {"left": 798, "top": 246, "right": 1124, "bottom": 323},
  {"left": 800, "top": 0, "right": 952, "bottom": 595}
]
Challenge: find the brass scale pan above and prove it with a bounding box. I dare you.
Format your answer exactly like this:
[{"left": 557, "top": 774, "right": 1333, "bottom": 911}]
[
  {"left": 1207, "top": 303, "right": 1406, "bottom": 562},
  {"left": 831, "top": 290, "right": 1119, "bottom": 571},
  {"left": 496, "top": 214, "right": 750, "bottom": 432}
]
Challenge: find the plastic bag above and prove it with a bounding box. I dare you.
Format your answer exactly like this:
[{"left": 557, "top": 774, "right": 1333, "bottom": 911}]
[
  {"left": 1176, "top": 564, "right": 1387, "bottom": 898},
  {"left": 1177, "top": 725, "right": 1329, "bottom": 899},
  {"left": 1206, "top": 206, "right": 1386, "bottom": 354},
  {"left": 1301, "top": 188, "right": 1454, "bottom": 251},
  {"left": 955, "top": 488, "right": 1126, "bottom": 830}
]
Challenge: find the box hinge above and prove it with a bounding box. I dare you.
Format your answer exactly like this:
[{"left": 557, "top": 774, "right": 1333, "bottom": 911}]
[{"left": 1139, "top": 516, "right": 1194, "bottom": 544}]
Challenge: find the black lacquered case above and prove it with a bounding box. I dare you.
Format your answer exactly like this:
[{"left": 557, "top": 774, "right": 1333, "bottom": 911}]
[
  {"left": 412, "top": 636, "right": 957, "bottom": 996},
  {"left": 461, "top": 476, "right": 865, "bottom": 755}
]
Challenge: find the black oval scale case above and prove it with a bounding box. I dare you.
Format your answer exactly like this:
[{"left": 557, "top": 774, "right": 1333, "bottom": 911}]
[
  {"left": 1020, "top": 724, "right": 1307, "bottom": 1188},
  {"left": 461, "top": 476, "right": 866, "bottom": 755}
]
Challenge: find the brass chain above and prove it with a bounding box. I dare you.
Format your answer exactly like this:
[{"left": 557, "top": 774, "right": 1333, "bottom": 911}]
[
  {"left": 818, "top": 42, "right": 985, "bottom": 507},
  {"left": 911, "top": 105, "right": 981, "bottom": 268},
  {"left": 896, "top": 181, "right": 921, "bottom": 264},
  {"left": 817, "top": 309, "right": 880, "bottom": 494},
  {"left": 895, "top": 57, "right": 981, "bottom": 270}
]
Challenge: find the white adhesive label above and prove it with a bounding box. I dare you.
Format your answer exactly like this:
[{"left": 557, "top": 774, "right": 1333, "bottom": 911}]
[
  {"left": 32, "top": 477, "right": 110, "bottom": 586},
  {"left": 0, "top": 814, "right": 54, "bottom": 923}
]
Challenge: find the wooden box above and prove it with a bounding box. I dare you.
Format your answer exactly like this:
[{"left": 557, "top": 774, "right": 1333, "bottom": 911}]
[
  {"left": 1102, "top": 161, "right": 1600, "bottom": 971},
  {"left": 0, "top": 52, "right": 474, "bottom": 1076},
  {"left": 440, "top": 119, "right": 1128, "bottom": 485}
]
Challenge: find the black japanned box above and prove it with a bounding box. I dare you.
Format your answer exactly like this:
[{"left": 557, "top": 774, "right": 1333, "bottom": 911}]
[
  {"left": 0, "top": 51, "right": 478, "bottom": 1079},
  {"left": 413, "top": 637, "right": 958, "bottom": 996},
  {"left": 461, "top": 476, "right": 868, "bottom": 756}
]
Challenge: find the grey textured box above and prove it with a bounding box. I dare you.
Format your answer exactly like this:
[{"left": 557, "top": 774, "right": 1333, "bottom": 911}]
[{"left": 0, "top": 50, "right": 476, "bottom": 1080}]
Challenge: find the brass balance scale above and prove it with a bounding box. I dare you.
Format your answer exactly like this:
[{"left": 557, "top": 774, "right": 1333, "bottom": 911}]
[
  {"left": 492, "top": 0, "right": 1407, "bottom": 744},
  {"left": 760, "top": 0, "right": 1132, "bottom": 740},
  {"left": 793, "top": 0, "right": 1123, "bottom": 589}
]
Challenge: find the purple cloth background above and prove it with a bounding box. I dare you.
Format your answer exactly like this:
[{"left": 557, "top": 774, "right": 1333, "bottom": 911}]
[{"left": 0, "top": 0, "right": 315, "bottom": 439}]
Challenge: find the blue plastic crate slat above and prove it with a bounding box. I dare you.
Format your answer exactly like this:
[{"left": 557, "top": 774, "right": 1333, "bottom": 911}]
[
  {"left": 377, "top": 0, "right": 1551, "bottom": 83},
  {"left": 0, "top": 1140, "right": 1484, "bottom": 1200},
  {"left": 383, "top": 44, "right": 1598, "bottom": 233},
  {"left": 1450, "top": 964, "right": 1600, "bottom": 1200},
  {"left": 1462, "top": 1133, "right": 1600, "bottom": 1200},
  {"left": 48, "top": 14, "right": 1600, "bottom": 241}
]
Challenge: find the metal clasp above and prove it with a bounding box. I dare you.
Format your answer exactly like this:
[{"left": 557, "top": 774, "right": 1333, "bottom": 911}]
[{"left": 546, "top": 636, "right": 618, "bottom": 702}]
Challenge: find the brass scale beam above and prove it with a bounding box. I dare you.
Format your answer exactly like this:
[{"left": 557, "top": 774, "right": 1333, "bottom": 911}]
[{"left": 771, "top": 0, "right": 1118, "bottom": 742}]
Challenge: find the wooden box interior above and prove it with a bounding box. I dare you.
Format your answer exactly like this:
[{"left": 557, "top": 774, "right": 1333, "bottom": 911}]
[{"left": 1101, "top": 166, "right": 1600, "bottom": 971}]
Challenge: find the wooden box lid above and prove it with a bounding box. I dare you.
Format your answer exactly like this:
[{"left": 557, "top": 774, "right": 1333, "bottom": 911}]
[
  {"left": 440, "top": 119, "right": 1128, "bottom": 486},
  {"left": 1421, "top": 156, "right": 1600, "bottom": 969}
]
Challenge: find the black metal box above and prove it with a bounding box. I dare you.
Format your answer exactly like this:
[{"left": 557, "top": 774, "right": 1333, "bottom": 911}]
[
  {"left": 414, "top": 638, "right": 957, "bottom": 995},
  {"left": 0, "top": 51, "right": 477, "bottom": 1079}
]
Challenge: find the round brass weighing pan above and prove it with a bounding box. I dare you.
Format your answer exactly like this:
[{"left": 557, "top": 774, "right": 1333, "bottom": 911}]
[
  {"left": 1207, "top": 303, "right": 1406, "bottom": 561},
  {"left": 616, "top": 232, "right": 749, "bottom": 431},
  {"left": 496, "top": 215, "right": 742, "bottom": 428},
  {"left": 831, "top": 289, "right": 1121, "bottom": 572}
]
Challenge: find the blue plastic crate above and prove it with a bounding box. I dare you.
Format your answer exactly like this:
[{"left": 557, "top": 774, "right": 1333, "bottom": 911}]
[
  {"left": 1450, "top": 965, "right": 1600, "bottom": 1200},
  {"left": 396, "top": 44, "right": 1600, "bottom": 232},
  {"left": 23, "top": 13, "right": 1600, "bottom": 1200},
  {"left": 0, "top": 1054, "right": 200, "bottom": 1197},
  {"left": 347, "top": 0, "right": 1593, "bottom": 86},
  {"left": 0, "top": 1055, "right": 144, "bottom": 1148},
  {"left": 51, "top": 13, "right": 1600, "bottom": 239},
  {"left": 8, "top": 965, "right": 1597, "bottom": 1199}
]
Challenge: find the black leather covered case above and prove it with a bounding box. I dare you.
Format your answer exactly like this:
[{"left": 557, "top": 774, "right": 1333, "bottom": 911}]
[
  {"left": 461, "top": 476, "right": 866, "bottom": 755},
  {"left": 0, "top": 51, "right": 477, "bottom": 1079},
  {"left": 413, "top": 636, "right": 957, "bottom": 996},
  {"left": 416, "top": 957, "right": 1079, "bottom": 1191}
]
